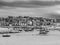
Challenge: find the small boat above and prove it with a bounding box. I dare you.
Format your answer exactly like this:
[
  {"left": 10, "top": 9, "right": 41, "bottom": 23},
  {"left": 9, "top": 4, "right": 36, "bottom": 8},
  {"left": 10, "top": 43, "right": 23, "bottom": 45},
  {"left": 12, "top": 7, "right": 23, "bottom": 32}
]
[{"left": 2, "top": 34, "right": 10, "bottom": 37}]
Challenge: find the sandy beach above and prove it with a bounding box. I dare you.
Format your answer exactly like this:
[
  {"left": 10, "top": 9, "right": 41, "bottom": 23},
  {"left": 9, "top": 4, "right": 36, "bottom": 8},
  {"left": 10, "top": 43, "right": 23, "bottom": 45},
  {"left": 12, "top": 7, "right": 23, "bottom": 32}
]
[{"left": 0, "top": 30, "right": 60, "bottom": 45}]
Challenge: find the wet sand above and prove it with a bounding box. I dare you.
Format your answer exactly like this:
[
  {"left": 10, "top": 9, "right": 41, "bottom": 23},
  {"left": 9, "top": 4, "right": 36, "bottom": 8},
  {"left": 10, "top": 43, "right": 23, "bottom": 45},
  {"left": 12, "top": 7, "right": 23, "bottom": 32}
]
[{"left": 0, "top": 30, "right": 60, "bottom": 45}]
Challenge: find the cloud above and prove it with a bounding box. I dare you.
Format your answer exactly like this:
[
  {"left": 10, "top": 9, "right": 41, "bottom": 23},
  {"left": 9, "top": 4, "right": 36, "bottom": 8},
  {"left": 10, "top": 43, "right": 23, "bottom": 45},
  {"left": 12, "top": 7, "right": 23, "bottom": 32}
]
[
  {"left": 47, "top": 13, "right": 60, "bottom": 19},
  {"left": 0, "top": 1, "right": 60, "bottom": 8}
]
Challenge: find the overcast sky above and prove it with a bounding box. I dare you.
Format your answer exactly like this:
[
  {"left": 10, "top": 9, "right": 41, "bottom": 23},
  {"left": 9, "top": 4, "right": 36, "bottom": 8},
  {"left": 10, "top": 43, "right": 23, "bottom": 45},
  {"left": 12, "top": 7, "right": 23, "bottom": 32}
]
[
  {"left": 0, "top": 0, "right": 60, "bottom": 18},
  {"left": 0, "top": 0, "right": 60, "bottom": 8},
  {"left": 1, "top": 0, "right": 60, "bottom": 2}
]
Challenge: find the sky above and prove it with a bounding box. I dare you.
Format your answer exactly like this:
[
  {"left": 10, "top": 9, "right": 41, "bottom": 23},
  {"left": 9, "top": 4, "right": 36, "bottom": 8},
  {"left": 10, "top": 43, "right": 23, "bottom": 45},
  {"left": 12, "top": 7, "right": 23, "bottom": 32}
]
[{"left": 0, "top": 0, "right": 60, "bottom": 18}]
